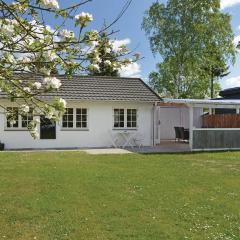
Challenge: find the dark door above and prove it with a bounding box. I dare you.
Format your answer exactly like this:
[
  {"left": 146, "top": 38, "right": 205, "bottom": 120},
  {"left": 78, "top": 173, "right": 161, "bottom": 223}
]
[{"left": 40, "top": 116, "right": 56, "bottom": 139}]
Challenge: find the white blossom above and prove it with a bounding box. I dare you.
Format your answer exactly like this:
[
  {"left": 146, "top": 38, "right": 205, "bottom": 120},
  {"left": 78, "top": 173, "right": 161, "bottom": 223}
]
[
  {"left": 88, "top": 64, "right": 100, "bottom": 71},
  {"left": 30, "top": 127, "right": 39, "bottom": 139},
  {"left": 1, "top": 24, "right": 14, "bottom": 36},
  {"left": 18, "top": 56, "right": 32, "bottom": 63},
  {"left": 60, "top": 29, "right": 75, "bottom": 39},
  {"left": 11, "top": 2, "right": 27, "bottom": 12},
  {"left": 39, "top": 0, "right": 59, "bottom": 9},
  {"left": 43, "top": 77, "right": 61, "bottom": 89},
  {"left": 105, "top": 48, "right": 111, "bottom": 53},
  {"left": 75, "top": 12, "right": 93, "bottom": 26},
  {"left": 95, "top": 56, "right": 101, "bottom": 63},
  {"left": 59, "top": 98, "right": 67, "bottom": 108},
  {"left": 9, "top": 119, "right": 16, "bottom": 126},
  {"left": 23, "top": 87, "right": 31, "bottom": 93},
  {"left": 20, "top": 104, "right": 30, "bottom": 113},
  {"left": 40, "top": 67, "right": 51, "bottom": 76},
  {"left": 104, "top": 60, "right": 112, "bottom": 66},
  {"left": 44, "top": 50, "right": 58, "bottom": 61},
  {"left": 90, "top": 40, "right": 99, "bottom": 47},
  {"left": 33, "top": 82, "right": 42, "bottom": 89}
]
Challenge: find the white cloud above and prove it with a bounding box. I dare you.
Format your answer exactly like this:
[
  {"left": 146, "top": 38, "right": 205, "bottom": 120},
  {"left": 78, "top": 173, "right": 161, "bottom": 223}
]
[
  {"left": 119, "top": 62, "right": 141, "bottom": 78},
  {"left": 221, "top": 75, "right": 240, "bottom": 89},
  {"left": 221, "top": 0, "right": 240, "bottom": 9},
  {"left": 112, "top": 38, "right": 142, "bottom": 78},
  {"left": 112, "top": 38, "right": 131, "bottom": 52},
  {"left": 234, "top": 35, "right": 240, "bottom": 46}
]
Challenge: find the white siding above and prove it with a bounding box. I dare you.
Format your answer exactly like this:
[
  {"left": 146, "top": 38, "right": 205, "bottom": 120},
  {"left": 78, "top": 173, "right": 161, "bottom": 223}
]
[
  {"left": 159, "top": 107, "right": 189, "bottom": 140},
  {"left": 0, "top": 100, "right": 154, "bottom": 149}
]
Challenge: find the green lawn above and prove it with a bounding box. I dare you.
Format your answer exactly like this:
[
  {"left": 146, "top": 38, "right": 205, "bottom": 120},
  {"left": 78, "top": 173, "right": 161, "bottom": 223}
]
[{"left": 0, "top": 151, "right": 239, "bottom": 240}]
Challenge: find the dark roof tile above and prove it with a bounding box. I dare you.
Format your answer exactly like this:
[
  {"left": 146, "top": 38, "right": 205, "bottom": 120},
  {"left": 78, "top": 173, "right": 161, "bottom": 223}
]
[{"left": 0, "top": 75, "right": 162, "bottom": 102}]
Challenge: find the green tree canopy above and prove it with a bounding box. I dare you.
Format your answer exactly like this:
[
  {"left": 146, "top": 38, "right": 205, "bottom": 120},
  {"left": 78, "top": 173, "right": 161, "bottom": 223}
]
[{"left": 142, "top": 0, "right": 236, "bottom": 99}]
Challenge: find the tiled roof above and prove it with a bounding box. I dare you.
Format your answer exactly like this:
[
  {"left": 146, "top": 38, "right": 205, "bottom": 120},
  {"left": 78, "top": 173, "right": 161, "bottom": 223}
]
[{"left": 0, "top": 75, "right": 162, "bottom": 102}]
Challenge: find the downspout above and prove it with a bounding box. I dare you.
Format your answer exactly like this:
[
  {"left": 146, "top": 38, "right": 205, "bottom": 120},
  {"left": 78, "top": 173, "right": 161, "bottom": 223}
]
[{"left": 152, "top": 101, "right": 158, "bottom": 147}]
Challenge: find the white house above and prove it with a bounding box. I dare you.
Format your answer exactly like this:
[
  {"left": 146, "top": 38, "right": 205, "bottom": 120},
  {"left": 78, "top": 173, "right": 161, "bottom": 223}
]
[{"left": 0, "top": 76, "right": 161, "bottom": 150}]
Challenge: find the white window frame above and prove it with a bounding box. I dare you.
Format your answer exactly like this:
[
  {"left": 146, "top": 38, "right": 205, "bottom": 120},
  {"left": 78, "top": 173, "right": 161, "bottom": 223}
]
[
  {"left": 113, "top": 108, "right": 138, "bottom": 130},
  {"left": 62, "top": 108, "right": 74, "bottom": 129},
  {"left": 21, "top": 108, "right": 34, "bottom": 129},
  {"left": 5, "top": 107, "right": 20, "bottom": 129},
  {"left": 127, "top": 109, "right": 137, "bottom": 128},
  {"left": 76, "top": 108, "right": 88, "bottom": 129},
  {"left": 5, "top": 107, "right": 34, "bottom": 131},
  {"left": 61, "top": 107, "right": 89, "bottom": 131},
  {"left": 113, "top": 108, "right": 125, "bottom": 129}
]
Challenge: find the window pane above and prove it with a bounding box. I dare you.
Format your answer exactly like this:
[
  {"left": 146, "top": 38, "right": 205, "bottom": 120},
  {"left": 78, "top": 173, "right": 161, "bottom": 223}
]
[
  {"left": 6, "top": 107, "right": 19, "bottom": 128},
  {"left": 76, "top": 108, "right": 88, "bottom": 128},
  {"left": 76, "top": 115, "right": 81, "bottom": 122},
  {"left": 82, "top": 115, "right": 87, "bottom": 122},
  {"left": 113, "top": 109, "right": 124, "bottom": 128},
  {"left": 68, "top": 115, "right": 73, "bottom": 121},
  {"left": 68, "top": 108, "right": 73, "bottom": 114},
  {"left": 62, "top": 108, "right": 74, "bottom": 128},
  {"left": 22, "top": 121, "right": 28, "bottom": 128},
  {"left": 68, "top": 122, "right": 73, "bottom": 128},
  {"left": 127, "top": 109, "right": 137, "bottom": 128}
]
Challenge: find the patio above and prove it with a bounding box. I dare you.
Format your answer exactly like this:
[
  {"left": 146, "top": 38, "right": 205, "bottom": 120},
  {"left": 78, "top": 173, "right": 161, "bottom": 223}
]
[
  {"left": 82, "top": 141, "right": 190, "bottom": 155},
  {"left": 162, "top": 99, "right": 240, "bottom": 151},
  {"left": 131, "top": 141, "right": 190, "bottom": 153}
]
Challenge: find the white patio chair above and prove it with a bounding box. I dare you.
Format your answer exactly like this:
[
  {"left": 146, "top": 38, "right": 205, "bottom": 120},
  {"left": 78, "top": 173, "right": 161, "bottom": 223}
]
[
  {"left": 108, "top": 130, "right": 120, "bottom": 148},
  {"left": 132, "top": 133, "right": 144, "bottom": 149}
]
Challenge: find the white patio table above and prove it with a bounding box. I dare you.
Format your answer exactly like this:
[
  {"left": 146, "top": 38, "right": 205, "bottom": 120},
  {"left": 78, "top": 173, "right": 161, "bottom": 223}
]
[{"left": 117, "top": 130, "right": 136, "bottom": 149}]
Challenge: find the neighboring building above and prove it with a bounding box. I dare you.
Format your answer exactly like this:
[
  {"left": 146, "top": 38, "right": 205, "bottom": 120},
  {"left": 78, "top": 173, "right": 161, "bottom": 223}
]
[
  {"left": 215, "top": 87, "right": 240, "bottom": 114},
  {"left": 219, "top": 87, "right": 240, "bottom": 99},
  {"left": 0, "top": 76, "right": 161, "bottom": 150}
]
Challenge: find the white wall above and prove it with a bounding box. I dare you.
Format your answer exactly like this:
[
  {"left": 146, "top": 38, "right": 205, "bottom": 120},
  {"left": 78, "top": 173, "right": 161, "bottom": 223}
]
[
  {"left": 159, "top": 106, "right": 190, "bottom": 140},
  {"left": 0, "top": 100, "right": 154, "bottom": 149}
]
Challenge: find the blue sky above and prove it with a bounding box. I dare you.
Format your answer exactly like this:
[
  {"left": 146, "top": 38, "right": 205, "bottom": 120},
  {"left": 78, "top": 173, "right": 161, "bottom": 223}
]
[{"left": 59, "top": 0, "right": 240, "bottom": 89}]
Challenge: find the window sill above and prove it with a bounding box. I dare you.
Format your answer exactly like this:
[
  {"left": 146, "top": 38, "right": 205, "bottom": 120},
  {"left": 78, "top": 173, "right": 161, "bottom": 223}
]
[
  {"left": 4, "top": 128, "right": 29, "bottom": 131},
  {"left": 61, "top": 128, "right": 89, "bottom": 131},
  {"left": 112, "top": 128, "right": 138, "bottom": 131}
]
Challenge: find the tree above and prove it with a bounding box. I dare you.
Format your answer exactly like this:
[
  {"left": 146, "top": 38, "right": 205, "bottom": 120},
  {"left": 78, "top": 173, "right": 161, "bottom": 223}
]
[
  {"left": 142, "top": 0, "right": 236, "bottom": 99},
  {"left": 0, "top": 0, "right": 133, "bottom": 138},
  {"left": 86, "top": 31, "right": 138, "bottom": 76}
]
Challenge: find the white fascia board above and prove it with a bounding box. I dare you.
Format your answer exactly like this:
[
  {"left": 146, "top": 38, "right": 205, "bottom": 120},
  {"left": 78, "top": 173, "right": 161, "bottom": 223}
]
[{"left": 163, "top": 98, "right": 240, "bottom": 107}]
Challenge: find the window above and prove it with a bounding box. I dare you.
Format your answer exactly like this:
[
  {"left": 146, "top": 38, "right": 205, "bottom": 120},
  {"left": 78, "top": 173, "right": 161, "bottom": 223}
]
[
  {"left": 6, "top": 107, "right": 19, "bottom": 128},
  {"left": 113, "top": 108, "right": 137, "bottom": 129},
  {"left": 62, "top": 108, "right": 74, "bottom": 128},
  {"left": 76, "top": 108, "right": 88, "bottom": 128},
  {"left": 127, "top": 109, "right": 137, "bottom": 128},
  {"left": 114, "top": 109, "right": 124, "bottom": 128},
  {"left": 22, "top": 108, "right": 33, "bottom": 128},
  {"left": 62, "top": 108, "right": 88, "bottom": 129}
]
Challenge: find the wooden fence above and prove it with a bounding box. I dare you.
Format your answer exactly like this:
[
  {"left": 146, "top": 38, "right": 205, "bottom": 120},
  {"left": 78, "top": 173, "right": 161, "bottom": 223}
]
[{"left": 202, "top": 114, "right": 240, "bottom": 128}]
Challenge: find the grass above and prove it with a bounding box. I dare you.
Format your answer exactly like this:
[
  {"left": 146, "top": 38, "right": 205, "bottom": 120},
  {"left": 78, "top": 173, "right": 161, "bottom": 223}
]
[{"left": 0, "top": 151, "right": 239, "bottom": 240}]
